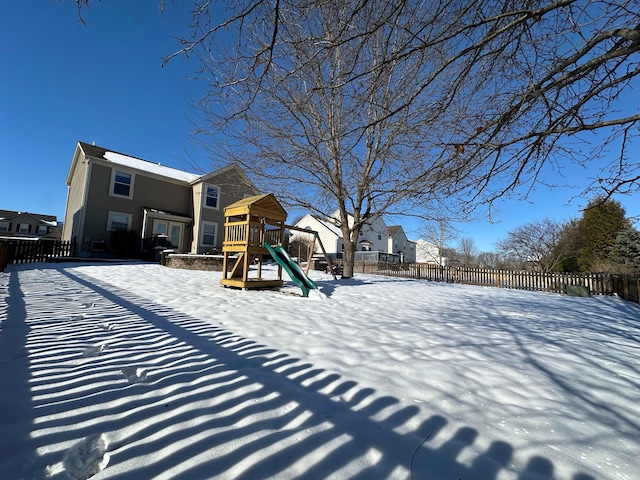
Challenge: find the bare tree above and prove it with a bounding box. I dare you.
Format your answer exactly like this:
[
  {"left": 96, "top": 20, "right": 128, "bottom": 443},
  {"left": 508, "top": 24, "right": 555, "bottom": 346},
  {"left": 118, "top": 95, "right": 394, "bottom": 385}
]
[
  {"left": 497, "top": 218, "right": 573, "bottom": 272},
  {"left": 288, "top": 236, "right": 314, "bottom": 264},
  {"left": 458, "top": 237, "right": 477, "bottom": 267},
  {"left": 182, "top": 1, "right": 640, "bottom": 277},
  {"left": 188, "top": 2, "right": 475, "bottom": 277},
  {"left": 420, "top": 217, "right": 459, "bottom": 266},
  {"left": 76, "top": 1, "right": 640, "bottom": 277},
  {"left": 477, "top": 252, "right": 499, "bottom": 269}
]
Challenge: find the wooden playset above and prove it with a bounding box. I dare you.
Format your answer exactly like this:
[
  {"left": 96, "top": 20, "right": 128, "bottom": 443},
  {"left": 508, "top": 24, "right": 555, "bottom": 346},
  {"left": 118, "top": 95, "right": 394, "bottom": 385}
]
[
  {"left": 220, "top": 193, "right": 287, "bottom": 289},
  {"left": 220, "top": 193, "right": 335, "bottom": 291}
]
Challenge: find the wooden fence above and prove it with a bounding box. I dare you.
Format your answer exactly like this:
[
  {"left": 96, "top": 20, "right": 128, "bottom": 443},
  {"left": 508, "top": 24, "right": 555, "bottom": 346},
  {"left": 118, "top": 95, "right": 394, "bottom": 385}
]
[
  {"left": 365, "top": 262, "right": 640, "bottom": 304},
  {"left": 0, "top": 242, "right": 7, "bottom": 272},
  {"left": 0, "top": 239, "right": 76, "bottom": 272}
]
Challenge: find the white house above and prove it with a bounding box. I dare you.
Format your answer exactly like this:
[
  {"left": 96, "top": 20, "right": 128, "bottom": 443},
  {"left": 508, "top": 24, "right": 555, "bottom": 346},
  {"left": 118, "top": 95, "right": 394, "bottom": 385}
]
[
  {"left": 387, "top": 226, "right": 417, "bottom": 263},
  {"left": 292, "top": 212, "right": 417, "bottom": 263},
  {"left": 416, "top": 239, "right": 446, "bottom": 265},
  {"left": 293, "top": 214, "right": 343, "bottom": 257}
]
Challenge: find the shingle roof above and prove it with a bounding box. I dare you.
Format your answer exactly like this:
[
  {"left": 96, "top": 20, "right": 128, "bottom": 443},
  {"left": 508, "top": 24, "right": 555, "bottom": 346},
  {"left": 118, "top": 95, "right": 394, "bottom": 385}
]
[
  {"left": 78, "top": 141, "right": 200, "bottom": 183},
  {"left": 0, "top": 210, "right": 57, "bottom": 223}
]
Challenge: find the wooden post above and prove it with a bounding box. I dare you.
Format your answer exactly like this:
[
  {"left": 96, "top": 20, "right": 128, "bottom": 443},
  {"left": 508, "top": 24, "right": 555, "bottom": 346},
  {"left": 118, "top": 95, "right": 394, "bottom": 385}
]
[
  {"left": 306, "top": 235, "right": 317, "bottom": 274},
  {"left": 283, "top": 224, "right": 337, "bottom": 280}
]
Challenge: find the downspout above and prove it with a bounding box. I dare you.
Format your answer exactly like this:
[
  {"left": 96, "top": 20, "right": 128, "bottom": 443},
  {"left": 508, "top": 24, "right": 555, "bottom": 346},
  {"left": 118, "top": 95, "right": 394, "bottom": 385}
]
[{"left": 141, "top": 208, "right": 149, "bottom": 254}]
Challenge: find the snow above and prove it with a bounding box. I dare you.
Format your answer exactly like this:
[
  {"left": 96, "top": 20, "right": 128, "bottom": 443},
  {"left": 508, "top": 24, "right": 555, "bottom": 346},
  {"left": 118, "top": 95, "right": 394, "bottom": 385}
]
[
  {"left": 1, "top": 261, "right": 639, "bottom": 480},
  {"left": 103, "top": 152, "right": 200, "bottom": 183}
]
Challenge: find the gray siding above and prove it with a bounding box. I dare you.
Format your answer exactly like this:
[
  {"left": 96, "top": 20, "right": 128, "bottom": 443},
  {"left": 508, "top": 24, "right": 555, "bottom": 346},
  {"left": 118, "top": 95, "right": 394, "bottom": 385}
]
[
  {"left": 79, "top": 162, "right": 192, "bottom": 252},
  {"left": 62, "top": 154, "right": 88, "bottom": 242},
  {"left": 194, "top": 167, "right": 259, "bottom": 252}
]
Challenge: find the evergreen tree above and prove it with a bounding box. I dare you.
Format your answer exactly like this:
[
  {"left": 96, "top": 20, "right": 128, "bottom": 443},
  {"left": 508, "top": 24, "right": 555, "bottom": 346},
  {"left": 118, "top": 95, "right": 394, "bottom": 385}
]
[
  {"left": 608, "top": 226, "right": 640, "bottom": 272},
  {"left": 576, "top": 197, "right": 631, "bottom": 272}
]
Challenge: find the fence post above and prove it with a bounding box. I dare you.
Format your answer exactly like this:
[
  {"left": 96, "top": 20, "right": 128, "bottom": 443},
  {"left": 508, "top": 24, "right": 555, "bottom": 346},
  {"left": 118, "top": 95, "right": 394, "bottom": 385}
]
[
  {"left": 623, "top": 275, "right": 630, "bottom": 301},
  {"left": 0, "top": 242, "right": 6, "bottom": 272}
]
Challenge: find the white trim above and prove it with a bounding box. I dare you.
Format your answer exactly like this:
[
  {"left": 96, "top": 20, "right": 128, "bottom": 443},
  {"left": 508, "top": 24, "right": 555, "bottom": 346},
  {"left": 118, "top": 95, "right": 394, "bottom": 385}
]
[
  {"left": 106, "top": 211, "right": 133, "bottom": 232},
  {"left": 200, "top": 221, "right": 218, "bottom": 247},
  {"left": 144, "top": 208, "right": 192, "bottom": 223},
  {"left": 151, "top": 218, "right": 186, "bottom": 251},
  {"left": 203, "top": 183, "right": 220, "bottom": 210},
  {"left": 109, "top": 168, "right": 136, "bottom": 199}
]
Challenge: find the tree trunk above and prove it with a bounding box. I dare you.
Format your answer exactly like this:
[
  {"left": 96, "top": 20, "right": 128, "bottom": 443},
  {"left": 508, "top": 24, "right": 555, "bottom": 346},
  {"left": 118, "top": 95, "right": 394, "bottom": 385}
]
[{"left": 342, "top": 237, "right": 356, "bottom": 278}]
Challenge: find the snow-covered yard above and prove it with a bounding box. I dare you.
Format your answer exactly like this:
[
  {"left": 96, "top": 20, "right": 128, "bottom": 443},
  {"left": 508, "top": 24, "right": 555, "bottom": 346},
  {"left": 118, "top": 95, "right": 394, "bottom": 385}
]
[{"left": 1, "top": 261, "right": 638, "bottom": 480}]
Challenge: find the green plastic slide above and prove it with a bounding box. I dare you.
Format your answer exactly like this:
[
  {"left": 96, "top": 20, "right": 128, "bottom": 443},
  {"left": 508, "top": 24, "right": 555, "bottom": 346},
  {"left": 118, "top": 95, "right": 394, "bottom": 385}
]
[{"left": 263, "top": 243, "right": 318, "bottom": 297}]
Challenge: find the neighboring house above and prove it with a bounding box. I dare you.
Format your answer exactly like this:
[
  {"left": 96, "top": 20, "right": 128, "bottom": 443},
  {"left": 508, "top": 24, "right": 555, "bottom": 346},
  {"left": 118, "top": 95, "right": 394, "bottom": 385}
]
[
  {"left": 387, "top": 226, "right": 417, "bottom": 263},
  {"left": 416, "top": 239, "right": 446, "bottom": 265},
  {"left": 61, "top": 141, "right": 259, "bottom": 257},
  {"left": 293, "top": 212, "right": 417, "bottom": 262},
  {"left": 0, "top": 210, "right": 59, "bottom": 239},
  {"left": 294, "top": 214, "right": 344, "bottom": 257}
]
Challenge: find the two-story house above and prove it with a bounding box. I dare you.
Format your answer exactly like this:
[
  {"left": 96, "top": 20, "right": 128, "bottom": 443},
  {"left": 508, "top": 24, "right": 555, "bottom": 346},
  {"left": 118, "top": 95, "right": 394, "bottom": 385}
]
[
  {"left": 61, "top": 141, "right": 259, "bottom": 257},
  {"left": 387, "top": 225, "right": 417, "bottom": 263},
  {"left": 0, "top": 210, "right": 59, "bottom": 239}
]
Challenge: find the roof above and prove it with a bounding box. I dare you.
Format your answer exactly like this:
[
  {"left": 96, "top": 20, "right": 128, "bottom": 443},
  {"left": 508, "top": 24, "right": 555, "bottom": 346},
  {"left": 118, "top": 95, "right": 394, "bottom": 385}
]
[
  {"left": 0, "top": 210, "right": 57, "bottom": 225},
  {"left": 72, "top": 142, "right": 259, "bottom": 191},
  {"left": 224, "top": 193, "right": 287, "bottom": 220},
  {"left": 296, "top": 214, "right": 342, "bottom": 237},
  {"left": 78, "top": 141, "right": 200, "bottom": 183},
  {"left": 189, "top": 163, "right": 259, "bottom": 194}
]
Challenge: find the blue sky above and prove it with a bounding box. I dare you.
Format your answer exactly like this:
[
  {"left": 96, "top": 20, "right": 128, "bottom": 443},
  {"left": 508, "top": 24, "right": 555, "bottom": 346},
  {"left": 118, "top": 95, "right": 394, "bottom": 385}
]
[{"left": 1, "top": 1, "right": 637, "bottom": 252}]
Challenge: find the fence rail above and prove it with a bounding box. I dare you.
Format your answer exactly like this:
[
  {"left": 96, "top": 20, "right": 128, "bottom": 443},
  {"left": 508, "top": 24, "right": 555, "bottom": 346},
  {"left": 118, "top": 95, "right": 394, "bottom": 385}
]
[
  {"left": 0, "top": 239, "right": 76, "bottom": 272},
  {"left": 362, "top": 262, "right": 640, "bottom": 304}
]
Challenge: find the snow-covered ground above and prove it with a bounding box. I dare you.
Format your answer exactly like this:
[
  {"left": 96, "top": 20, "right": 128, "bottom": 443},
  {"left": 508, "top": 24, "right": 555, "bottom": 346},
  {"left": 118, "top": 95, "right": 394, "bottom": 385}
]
[{"left": 1, "top": 261, "right": 638, "bottom": 480}]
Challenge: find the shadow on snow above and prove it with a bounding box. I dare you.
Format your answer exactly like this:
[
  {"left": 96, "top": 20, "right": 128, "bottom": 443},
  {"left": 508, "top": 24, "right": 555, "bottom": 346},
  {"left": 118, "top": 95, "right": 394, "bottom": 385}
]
[{"left": 0, "top": 263, "right": 600, "bottom": 479}]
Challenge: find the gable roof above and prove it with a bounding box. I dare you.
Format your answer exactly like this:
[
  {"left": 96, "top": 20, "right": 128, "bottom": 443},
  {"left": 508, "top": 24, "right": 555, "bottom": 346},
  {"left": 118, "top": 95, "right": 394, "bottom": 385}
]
[
  {"left": 387, "top": 225, "right": 410, "bottom": 238},
  {"left": 75, "top": 141, "right": 200, "bottom": 183},
  {"left": 189, "top": 163, "right": 258, "bottom": 192},
  {"left": 70, "top": 142, "right": 260, "bottom": 192},
  {"left": 224, "top": 193, "right": 287, "bottom": 220},
  {"left": 297, "top": 214, "right": 343, "bottom": 237}
]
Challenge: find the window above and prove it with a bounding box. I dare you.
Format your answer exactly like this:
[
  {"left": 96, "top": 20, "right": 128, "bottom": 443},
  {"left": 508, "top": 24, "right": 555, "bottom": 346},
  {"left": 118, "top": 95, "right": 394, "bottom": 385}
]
[
  {"left": 19, "top": 223, "right": 29, "bottom": 233},
  {"left": 0, "top": 221, "right": 9, "bottom": 232},
  {"left": 37, "top": 225, "right": 48, "bottom": 235},
  {"left": 169, "top": 224, "right": 182, "bottom": 249},
  {"left": 201, "top": 221, "right": 217, "bottom": 246},
  {"left": 204, "top": 184, "right": 220, "bottom": 209},
  {"left": 153, "top": 220, "right": 183, "bottom": 250},
  {"left": 378, "top": 234, "right": 382, "bottom": 240},
  {"left": 107, "top": 211, "right": 132, "bottom": 231},
  {"left": 110, "top": 169, "right": 134, "bottom": 198},
  {"left": 154, "top": 221, "right": 168, "bottom": 236}
]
